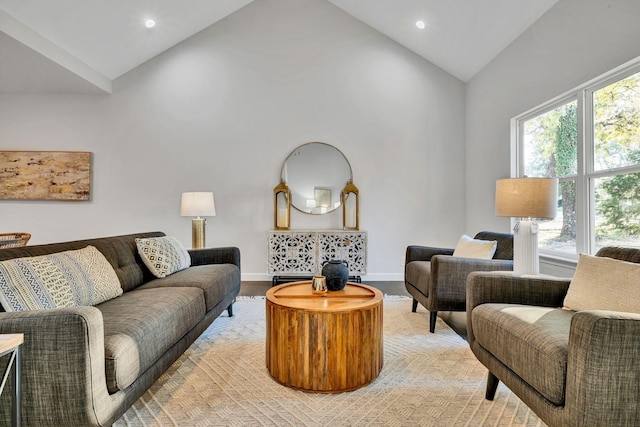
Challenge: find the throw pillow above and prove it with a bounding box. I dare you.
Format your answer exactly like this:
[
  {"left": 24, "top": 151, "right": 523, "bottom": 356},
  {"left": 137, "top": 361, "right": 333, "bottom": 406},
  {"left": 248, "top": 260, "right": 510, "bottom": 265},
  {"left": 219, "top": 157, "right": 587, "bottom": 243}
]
[
  {"left": 136, "top": 236, "right": 191, "bottom": 278},
  {"left": 452, "top": 234, "right": 497, "bottom": 259},
  {"left": 0, "top": 245, "right": 123, "bottom": 312},
  {"left": 563, "top": 253, "right": 640, "bottom": 313}
]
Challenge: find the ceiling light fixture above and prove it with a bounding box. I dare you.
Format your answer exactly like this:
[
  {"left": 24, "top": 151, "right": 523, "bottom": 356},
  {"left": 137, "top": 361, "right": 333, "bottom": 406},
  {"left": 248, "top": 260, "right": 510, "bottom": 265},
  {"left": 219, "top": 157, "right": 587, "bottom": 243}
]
[
  {"left": 145, "top": 19, "right": 156, "bottom": 29},
  {"left": 415, "top": 20, "right": 426, "bottom": 30}
]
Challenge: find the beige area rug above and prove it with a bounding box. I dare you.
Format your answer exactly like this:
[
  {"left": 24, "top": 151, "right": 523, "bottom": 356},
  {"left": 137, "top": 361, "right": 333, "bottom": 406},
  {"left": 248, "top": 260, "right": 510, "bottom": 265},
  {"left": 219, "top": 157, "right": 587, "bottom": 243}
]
[{"left": 115, "top": 296, "right": 544, "bottom": 427}]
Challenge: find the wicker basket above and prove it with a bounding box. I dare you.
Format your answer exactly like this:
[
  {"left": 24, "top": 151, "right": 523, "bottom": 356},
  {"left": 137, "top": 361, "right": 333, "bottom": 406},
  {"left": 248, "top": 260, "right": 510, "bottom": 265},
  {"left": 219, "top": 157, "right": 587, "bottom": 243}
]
[{"left": 0, "top": 232, "right": 31, "bottom": 249}]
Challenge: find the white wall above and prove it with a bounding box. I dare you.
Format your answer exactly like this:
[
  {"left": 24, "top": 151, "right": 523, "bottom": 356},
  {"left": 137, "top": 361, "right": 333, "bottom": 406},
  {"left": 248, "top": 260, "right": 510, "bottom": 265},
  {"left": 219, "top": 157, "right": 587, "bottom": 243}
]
[
  {"left": 465, "top": 0, "right": 640, "bottom": 277},
  {"left": 0, "top": 0, "right": 466, "bottom": 281}
]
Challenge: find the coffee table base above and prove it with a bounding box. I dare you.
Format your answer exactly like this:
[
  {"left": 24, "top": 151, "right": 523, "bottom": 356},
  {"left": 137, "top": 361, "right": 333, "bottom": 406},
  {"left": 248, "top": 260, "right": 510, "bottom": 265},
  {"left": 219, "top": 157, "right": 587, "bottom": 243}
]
[{"left": 266, "top": 284, "right": 383, "bottom": 393}]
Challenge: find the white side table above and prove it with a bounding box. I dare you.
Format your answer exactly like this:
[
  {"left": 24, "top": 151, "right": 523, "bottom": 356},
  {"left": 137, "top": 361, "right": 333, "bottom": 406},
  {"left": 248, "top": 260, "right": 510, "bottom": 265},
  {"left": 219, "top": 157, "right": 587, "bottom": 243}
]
[{"left": 0, "top": 334, "right": 23, "bottom": 427}]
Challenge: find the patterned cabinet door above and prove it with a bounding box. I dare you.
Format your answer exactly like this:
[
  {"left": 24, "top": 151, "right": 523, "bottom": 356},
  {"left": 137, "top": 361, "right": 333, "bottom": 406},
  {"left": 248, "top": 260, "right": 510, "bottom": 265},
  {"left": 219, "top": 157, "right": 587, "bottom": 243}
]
[
  {"left": 268, "top": 231, "right": 316, "bottom": 274},
  {"left": 317, "top": 231, "right": 367, "bottom": 275}
]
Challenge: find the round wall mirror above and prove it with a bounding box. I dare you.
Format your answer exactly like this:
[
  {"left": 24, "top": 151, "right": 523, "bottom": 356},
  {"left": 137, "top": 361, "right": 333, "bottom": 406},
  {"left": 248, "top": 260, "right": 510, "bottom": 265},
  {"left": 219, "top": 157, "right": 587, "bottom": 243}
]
[{"left": 281, "top": 142, "right": 352, "bottom": 214}]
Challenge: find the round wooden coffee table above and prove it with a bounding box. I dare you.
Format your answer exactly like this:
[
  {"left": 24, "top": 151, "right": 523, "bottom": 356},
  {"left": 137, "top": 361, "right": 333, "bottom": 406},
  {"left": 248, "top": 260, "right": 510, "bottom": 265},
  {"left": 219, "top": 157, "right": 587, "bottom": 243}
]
[{"left": 265, "top": 281, "right": 383, "bottom": 393}]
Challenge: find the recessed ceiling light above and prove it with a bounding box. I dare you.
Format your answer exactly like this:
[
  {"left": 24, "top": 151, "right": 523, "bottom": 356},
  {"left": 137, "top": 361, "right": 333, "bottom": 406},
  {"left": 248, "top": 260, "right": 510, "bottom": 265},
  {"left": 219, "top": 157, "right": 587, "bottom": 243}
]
[
  {"left": 145, "top": 19, "right": 156, "bottom": 29},
  {"left": 416, "top": 20, "right": 426, "bottom": 30}
]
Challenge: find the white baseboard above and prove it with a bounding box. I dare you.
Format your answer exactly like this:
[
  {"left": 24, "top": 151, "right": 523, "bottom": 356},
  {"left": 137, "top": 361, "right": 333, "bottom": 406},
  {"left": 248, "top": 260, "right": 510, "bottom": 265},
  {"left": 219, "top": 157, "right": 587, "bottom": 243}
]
[
  {"left": 361, "top": 273, "right": 404, "bottom": 282},
  {"left": 241, "top": 273, "right": 273, "bottom": 282},
  {"left": 240, "top": 273, "right": 405, "bottom": 282}
]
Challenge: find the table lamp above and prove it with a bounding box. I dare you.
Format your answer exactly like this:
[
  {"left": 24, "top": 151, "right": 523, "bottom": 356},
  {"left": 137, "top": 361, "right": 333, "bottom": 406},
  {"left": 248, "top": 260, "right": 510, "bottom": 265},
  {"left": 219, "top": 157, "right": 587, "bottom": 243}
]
[
  {"left": 495, "top": 177, "right": 558, "bottom": 275},
  {"left": 180, "top": 192, "right": 216, "bottom": 249}
]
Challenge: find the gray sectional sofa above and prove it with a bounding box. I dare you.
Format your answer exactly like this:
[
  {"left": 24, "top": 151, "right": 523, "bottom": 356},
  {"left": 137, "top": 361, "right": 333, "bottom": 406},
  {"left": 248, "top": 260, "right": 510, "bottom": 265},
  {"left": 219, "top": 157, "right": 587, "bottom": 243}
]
[{"left": 0, "top": 231, "right": 241, "bottom": 426}]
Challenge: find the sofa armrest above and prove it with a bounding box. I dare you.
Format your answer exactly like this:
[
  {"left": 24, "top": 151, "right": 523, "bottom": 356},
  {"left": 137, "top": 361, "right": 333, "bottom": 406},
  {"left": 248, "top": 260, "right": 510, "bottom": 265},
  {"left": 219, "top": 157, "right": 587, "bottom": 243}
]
[
  {"left": 189, "top": 246, "right": 241, "bottom": 269},
  {"left": 405, "top": 245, "right": 454, "bottom": 263},
  {"left": 430, "top": 256, "right": 513, "bottom": 303},
  {"left": 566, "top": 310, "right": 640, "bottom": 425},
  {"left": 466, "top": 271, "right": 571, "bottom": 310},
  {"left": 0, "top": 307, "right": 111, "bottom": 426}
]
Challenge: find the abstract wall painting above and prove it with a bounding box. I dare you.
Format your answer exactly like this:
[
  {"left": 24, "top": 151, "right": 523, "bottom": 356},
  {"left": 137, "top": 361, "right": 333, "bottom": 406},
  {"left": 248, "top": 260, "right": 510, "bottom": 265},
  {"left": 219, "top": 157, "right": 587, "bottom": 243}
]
[{"left": 0, "top": 151, "right": 91, "bottom": 201}]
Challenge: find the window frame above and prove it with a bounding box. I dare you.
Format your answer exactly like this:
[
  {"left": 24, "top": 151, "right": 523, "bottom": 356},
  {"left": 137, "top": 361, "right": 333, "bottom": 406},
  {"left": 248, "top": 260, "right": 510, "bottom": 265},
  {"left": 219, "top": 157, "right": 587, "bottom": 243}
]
[{"left": 512, "top": 56, "right": 640, "bottom": 261}]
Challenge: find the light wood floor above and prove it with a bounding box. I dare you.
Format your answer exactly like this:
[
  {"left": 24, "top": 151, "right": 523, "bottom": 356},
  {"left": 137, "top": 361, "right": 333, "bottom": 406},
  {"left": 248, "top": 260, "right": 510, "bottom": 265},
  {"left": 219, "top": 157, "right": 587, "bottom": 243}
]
[{"left": 239, "top": 280, "right": 468, "bottom": 339}]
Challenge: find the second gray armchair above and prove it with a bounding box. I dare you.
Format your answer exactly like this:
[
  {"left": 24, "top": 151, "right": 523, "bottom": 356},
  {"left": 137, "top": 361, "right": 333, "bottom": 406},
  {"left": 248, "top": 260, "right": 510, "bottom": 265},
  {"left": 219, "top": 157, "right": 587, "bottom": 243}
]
[{"left": 404, "top": 231, "right": 513, "bottom": 332}]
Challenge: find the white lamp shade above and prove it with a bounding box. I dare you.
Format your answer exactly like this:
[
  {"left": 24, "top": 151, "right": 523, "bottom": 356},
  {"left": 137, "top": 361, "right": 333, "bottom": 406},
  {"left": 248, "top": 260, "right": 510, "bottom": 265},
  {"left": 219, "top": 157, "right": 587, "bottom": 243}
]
[
  {"left": 495, "top": 178, "right": 558, "bottom": 219},
  {"left": 181, "top": 192, "right": 216, "bottom": 217}
]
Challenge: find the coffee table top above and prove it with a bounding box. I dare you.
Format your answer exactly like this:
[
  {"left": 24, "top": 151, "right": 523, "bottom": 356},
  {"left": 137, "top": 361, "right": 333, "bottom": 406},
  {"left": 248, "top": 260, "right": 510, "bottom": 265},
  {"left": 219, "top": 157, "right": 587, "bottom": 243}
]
[{"left": 266, "top": 281, "right": 382, "bottom": 312}]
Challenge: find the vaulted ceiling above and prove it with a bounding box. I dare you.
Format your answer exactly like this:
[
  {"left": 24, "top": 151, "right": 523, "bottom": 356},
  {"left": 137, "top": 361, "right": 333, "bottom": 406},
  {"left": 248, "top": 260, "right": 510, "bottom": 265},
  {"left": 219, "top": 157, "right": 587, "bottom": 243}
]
[{"left": 0, "top": 0, "right": 559, "bottom": 93}]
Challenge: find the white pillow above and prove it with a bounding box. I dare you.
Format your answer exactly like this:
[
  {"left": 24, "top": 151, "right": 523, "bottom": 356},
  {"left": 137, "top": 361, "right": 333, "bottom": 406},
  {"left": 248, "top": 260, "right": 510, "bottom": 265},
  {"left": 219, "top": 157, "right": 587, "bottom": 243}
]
[
  {"left": 563, "top": 253, "right": 640, "bottom": 313},
  {"left": 452, "top": 235, "right": 497, "bottom": 259},
  {"left": 136, "top": 236, "right": 191, "bottom": 278},
  {"left": 0, "top": 245, "right": 122, "bottom": 312}
]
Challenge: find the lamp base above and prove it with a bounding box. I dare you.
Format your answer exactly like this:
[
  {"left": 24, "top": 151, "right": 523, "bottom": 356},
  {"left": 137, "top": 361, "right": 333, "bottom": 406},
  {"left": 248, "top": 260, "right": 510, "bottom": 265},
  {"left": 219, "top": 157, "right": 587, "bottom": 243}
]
[
  {"left": 513, "top": 220, "right": 539, "bottom": 275},
  {"left": 192, "top": 218, "right": 206, "bottom": 249}
]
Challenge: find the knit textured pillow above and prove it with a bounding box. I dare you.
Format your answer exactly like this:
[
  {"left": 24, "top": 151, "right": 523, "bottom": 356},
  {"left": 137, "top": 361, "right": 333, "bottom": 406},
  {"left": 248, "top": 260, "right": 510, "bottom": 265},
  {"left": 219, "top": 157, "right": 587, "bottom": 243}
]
[
  {"left": 452, "top": 235, "right": 497, "bottom": 259},
  {"left": 563, "top": 253, "right": 640, "bottom": 313},
  {"left": 136, "top": 236, "right": 191, "bottom": 278},
  {"left": 0, "top": 245, "right": 123, "bottom": 312}
]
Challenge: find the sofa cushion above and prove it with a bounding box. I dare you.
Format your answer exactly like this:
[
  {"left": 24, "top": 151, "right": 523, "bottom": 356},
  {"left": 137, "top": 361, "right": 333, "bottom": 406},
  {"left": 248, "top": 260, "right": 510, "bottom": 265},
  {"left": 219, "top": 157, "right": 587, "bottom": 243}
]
[
  {"left": 453, "top": 234, "right": 497, "bottom": 259},
  {"left": 97, "top": 286, "right": 205, "bottom": 393},
  {"left": 472, "top": 303, "right": 574, "bottom": 405},
  {"left": 405, "top": 261, "right": 431, "bottom": 297},
  {"left": 0, "top": 245, "right": 122, "bottom": 311},
  {"left": 135, "top": 236, "right": 191, "bottom": 278},
  {"left": 137, "top": 264, "right": 240, "bottom": 311},
  {"left": 564, "top": 253, "right": 640, "bottom": 313}
]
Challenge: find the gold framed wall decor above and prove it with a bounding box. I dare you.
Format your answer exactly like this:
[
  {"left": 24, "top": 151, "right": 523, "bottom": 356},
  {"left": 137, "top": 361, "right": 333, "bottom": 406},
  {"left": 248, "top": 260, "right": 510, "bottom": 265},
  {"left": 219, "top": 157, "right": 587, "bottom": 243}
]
[
  {"left": 342, "top": 180, "right": 359, "bottom": 230},
  {"left": 274, "top": 179, "right": 291, "bottom": 230},
  {"left": 0, "top": 151, "right": 92, "bottom": 201}
]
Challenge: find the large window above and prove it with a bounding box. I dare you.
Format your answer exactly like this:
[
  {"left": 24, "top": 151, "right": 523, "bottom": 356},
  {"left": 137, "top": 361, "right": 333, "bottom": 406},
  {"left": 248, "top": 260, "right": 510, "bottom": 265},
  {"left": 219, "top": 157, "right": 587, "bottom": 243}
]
[{"left": 516, "top": 61, "right": 640, "bottom": 259}]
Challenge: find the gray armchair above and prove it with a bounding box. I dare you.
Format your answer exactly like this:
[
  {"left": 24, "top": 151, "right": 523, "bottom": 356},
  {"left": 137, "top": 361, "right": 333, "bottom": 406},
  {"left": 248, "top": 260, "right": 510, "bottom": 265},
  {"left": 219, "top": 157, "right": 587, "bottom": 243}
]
[
  {"left": 404, "top": 231, "right": 513, "bottom": 332},
  {"left": 466, "top": 246, "right": 640, "bottom": 426}
]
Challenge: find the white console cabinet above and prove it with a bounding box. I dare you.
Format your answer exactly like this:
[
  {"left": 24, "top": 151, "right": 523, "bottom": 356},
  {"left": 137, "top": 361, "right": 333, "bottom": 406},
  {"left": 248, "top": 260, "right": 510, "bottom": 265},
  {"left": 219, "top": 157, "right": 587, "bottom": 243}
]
[{"left": 268, "top": 231, "right": 367, "bottom": 283}]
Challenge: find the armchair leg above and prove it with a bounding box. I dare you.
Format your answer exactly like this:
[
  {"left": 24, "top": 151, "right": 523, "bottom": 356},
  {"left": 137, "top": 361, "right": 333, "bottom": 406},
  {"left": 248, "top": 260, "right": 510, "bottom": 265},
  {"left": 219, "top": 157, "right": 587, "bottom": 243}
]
[
  {"left": 429, "top": 311, "right": 437, "bottom": 333},
  {"left": 485, "top": 371, "right": 499, "bottom": 400},
  {"left": 411, "top": 298, "right": 418, "bottom": 313},
  {"left": 227, "top": 303, "right": 234, "bottom": 317}
]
